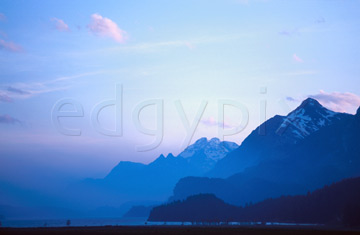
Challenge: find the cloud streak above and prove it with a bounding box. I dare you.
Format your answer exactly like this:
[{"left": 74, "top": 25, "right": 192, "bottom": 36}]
[
  {"left": 293, "top": 54, "right": 303, "bottom": 63},
  {"left": 0, "top": 13, "right": 5, "bottom": 21},
  {"left": 0, "top": 39, "right": 23, "bottom": 52},
  {"left": 201, "top": 117, "right": 232, "bottom": 128},
  {"left": 310, "top": 90, "right": 360, "bottom": 114},
  {"left": 7, "top": 86, "right": 32, "bottom": 95},
  {"left": 51, "top": 18, "right": 70, "bottom": 32},
  {"left": 0, "top": 114, "right": 20, "bottom": 124},
  {"left": 315, "top": 17, "right": 325, "bottom": 24},
  {"left": 0, "top": 94, "right": 13, "bottom": 103},
  {"left": 0, "top": 71, "right": 101, "bottom": 103},
  {"left": 88, "top": 13, "right": 127, "bottom": 43}
]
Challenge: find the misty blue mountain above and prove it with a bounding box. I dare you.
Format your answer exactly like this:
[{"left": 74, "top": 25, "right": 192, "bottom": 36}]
[
  {"left": 169, "top": 98, "right": 360, "bottom": 206},
  {"left": 1, "top": 98, "right": 360, "bottom": 221},
  {"left": 64, "top": 138, "right": 238, "bottom": 209}
]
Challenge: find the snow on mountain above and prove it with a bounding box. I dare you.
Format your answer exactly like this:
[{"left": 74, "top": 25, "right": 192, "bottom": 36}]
[
  {"left": 276, "top": 98, "right": 343, "bottom": 140},
  {"left": 178, "top": 137, "right": 238, "bottom": 161}
]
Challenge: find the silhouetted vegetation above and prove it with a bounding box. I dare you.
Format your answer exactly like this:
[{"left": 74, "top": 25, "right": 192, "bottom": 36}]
[
  {"left": 149, "top": 177, "right": 360, "bottom": 227},
  {"left": 123, "top": 205, "right": 154, "bottom": 218}
]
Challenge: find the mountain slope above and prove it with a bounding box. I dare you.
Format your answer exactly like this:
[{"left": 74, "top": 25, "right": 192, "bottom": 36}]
[{"left": 208, "top": 98, "right": 349, "bottom": 178}]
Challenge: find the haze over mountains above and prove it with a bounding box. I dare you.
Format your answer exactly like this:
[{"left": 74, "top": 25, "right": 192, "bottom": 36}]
[
  {"left": 64, "top": 137, "right": 238, "bottom": 210},
  {"left": 1, "top": 97, "right": 359, "bottom": 220}
]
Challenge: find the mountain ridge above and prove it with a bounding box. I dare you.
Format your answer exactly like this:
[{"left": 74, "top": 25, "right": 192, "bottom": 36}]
[
  {"left": 149, "top": 176, "right": 360, "bottom": 227},
  {"left": 207, "top": 98, "right": 351, "bottom": 178},
  {"left": 170, "top": 98, "right": 360, "bottom": 207},
  {"left": 65, "top": 137, "right": 238, "bottom": 209}
]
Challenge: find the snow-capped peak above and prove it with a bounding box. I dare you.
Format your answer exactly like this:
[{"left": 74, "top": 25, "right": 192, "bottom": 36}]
[
  {"left": 178, "top": 137, "right": 238, "bottom": 161},
  {"left": 276, "top": 98, "right": 341, "bottom": 139}
]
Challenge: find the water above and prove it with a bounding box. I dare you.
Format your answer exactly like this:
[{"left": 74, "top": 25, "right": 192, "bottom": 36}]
[
  {"left": 0, "top": 218, "right": 320, "bottom": 228},
  {"left": 1, "top": 217, "right": 148, "bottom": 228}
]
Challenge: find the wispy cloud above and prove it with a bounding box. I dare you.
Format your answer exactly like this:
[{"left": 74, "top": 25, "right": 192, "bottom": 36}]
[
  {"left": 0, "top": 13, "right": 5, "bottom": 21},
  {"left": 315, "top": 17, "right": 326, "bottom": 24},
  {"left": 279, "top": 17, "right": 327, "bottom": 37},
  {"left": 235, "top": 0, "right": 268, "bottom": 5},
  {"left": 293, "top": 53, "right": 303, "bottom": 63},
  {"left": 88, "top": 13, "right": 127, "bottom": 43},
  {"left": 81, "top": 34, "right": 251, "bottom": 55},
  {"left": 286, "top": 96, "right": 297, "bottom": 102},
  {"left": 281, "top": 70, "right": 317, "bottom": 77},
  {"left": 0, "top": 71, "right": 100, "bottom": 102},
  {"left": 0, "top": 39, "right": 23, "bottom": 52},
  {"left": 51, "top": 17, "right": 70, "bottom": 32},
  {"left": 310, "top": 90, "right": 360, "bottom": 113},
  {"left": 7, "top": 86, "right": 32, "bottom": 95},
  {"left": 0, "top": 94, "right": 13, "bottom": 103},
  {"left": 201, "top": 117, "right": 232, "bottom": 128},
  {"left": 278, "top": 29, "right": 298, "bottom": 37},
  {"left": 49, "top": 71, "right": 103, "bottom": 83},
  {"left": 0, "top": 114, "right": 20, "bottom": 124}
]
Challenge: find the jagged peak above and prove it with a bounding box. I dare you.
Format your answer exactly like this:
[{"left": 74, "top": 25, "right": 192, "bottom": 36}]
[
  {"left": 178, "top": 137, "right": 238, "bottom": 161},
  {"left": 277, "top": 97, "right": 342, "bottom": 140},
  {"left": 209, "top": 137, "right": 220, "bottom": 143},
  {"left": 286, "top": 97, "right": 336, "bottom": 119},
  {"left": 194, "top": 137, "right": 208, "bottom": 145},
  {"left": 297, "top": 97, "right": 323, "bottom": 110},
  {"left": 357, "top": 107, "right": 360, "bottom": 117},
  {"left": 167, "top": 153, "right": 175, "bottom": 158}
]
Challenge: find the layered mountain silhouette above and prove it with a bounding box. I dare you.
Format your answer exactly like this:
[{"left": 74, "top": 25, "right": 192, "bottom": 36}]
[
  {"left": 169, "top": 98, "right": 360, "bottom": 206},
  {"left": 149, "top": 177, "right": 360, "bottom": 227},
  {"left": 208, "top": 98, "right": 351, "bottom": 178},
  {"left": 61, "top": 97, "right": 360, "bottom": 219},
  {"left": 66, "top": 138, "right": 238, "bottom": 208}
]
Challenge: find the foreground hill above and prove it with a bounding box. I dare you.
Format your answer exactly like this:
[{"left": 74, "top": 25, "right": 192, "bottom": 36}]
[{"left": 149, "top": 177, "right": 360, "bottom": 227}]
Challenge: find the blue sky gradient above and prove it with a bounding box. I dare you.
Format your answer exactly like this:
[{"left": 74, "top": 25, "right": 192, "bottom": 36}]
[{"left": 0, "top": 0, "right": 360, "bottom": 192}]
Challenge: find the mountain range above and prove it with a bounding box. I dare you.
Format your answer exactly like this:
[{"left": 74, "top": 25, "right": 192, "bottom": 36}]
[
  {"left": 169, "top": 98, "right": 360, "bottom": 206},
  {"left": 3, "top": 97, "right": 358, "bottom": 220},
  {"left": 65, "top": 137, "right": 238, "bottom": 209}
]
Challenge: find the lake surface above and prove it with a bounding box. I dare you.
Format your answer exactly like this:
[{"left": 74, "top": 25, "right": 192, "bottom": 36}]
[{"left": 1, "top": 217, "right": 148, "bottom": 228}]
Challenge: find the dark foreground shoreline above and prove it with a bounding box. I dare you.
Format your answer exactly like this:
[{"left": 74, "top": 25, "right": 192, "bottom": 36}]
[{"left": 1, "top": 226, "right": 360, "bottom": 235}]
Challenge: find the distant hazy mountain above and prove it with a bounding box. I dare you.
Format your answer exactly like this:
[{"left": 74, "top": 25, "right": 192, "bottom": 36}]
[
  {"left": 169, "top": 98, "right": 360, "bottom": 206},
  {"left": 149, "top": 177, "right": 360, "bottom": 227},
  {"left": 123, "top": 205, "right": 154, "bottom": 218},
  {"left": 66, "top": 138, "right": 238, "bottom": 208}
]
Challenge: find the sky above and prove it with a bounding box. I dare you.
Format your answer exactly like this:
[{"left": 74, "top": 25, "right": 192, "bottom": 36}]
[{"left": 1, "top": 0, "right": 360, "bottom": 193}]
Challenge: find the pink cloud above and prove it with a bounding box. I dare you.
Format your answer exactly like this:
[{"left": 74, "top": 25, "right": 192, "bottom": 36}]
[
  {"left": 88, "top": 13, "right": 127, "bottom": 43},
  {"left": 201, "top": 117, "right": 232, "bottom": 128},
  {"left": 0, "top": 114, "right": 20, "bottom": 124},
  {"left": 293, "top": 53, "right": 303, "bottom": 63},
  {"left": 0, "top": 94, "right": 13, "bottom": 103},
  {"left": 51, "top": 17, "right": 70, "bottom": 32},
  {"left": 0, "top": 13, "right": 5, "bottom": 21},
  {"left": 185, "top": 42, "right": 196, "bottom": 50},
  {"left": 0, "top": 39, "right": 23, "bottom": 52},
  {"left": 310, "top": 90, "right": 360, "bottom": 114}
]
